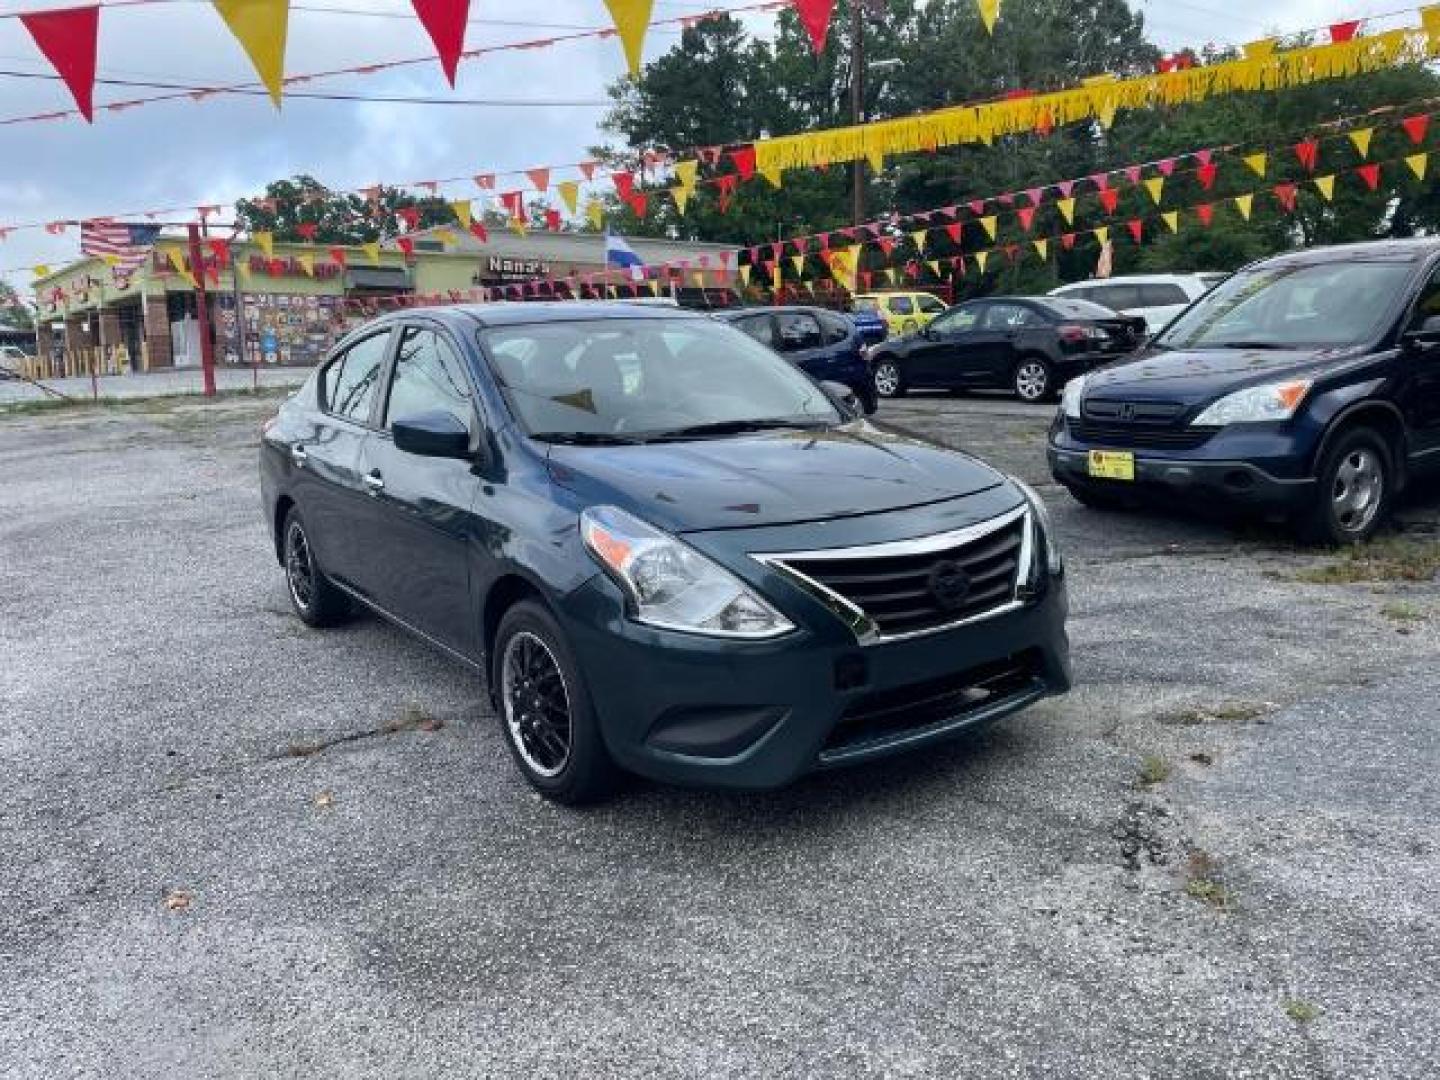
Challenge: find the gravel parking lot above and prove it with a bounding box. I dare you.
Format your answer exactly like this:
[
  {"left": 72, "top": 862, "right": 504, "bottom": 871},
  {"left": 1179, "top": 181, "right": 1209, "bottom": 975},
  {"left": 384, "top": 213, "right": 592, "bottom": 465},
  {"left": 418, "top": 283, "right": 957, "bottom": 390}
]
[{"left": 2, "top": 390, "right": 1437, "bottom": 1078}]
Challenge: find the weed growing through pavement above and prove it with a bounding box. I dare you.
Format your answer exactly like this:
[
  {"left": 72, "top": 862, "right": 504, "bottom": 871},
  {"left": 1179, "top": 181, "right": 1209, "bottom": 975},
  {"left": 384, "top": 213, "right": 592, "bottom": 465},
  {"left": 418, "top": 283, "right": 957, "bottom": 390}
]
[
  {"left": 1183, "top": 849, "right": 1235, "bottom": 911},
  {"left": 1284, "top": 999, "right": 1320, "bottom": 1024},
  {"left": 1380, "top": 601, "right": 1426, "bottom": 622},
  {"left": 1293, "top": 538, "right": 1440, "bottom": 584},
  {"left": 1137, "top": 755, "right": 1172, "bottom": 787}
]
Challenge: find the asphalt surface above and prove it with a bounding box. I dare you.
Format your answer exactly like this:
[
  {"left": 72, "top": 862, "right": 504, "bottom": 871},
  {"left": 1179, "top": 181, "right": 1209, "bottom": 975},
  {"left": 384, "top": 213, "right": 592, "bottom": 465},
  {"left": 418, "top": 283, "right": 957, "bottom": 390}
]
[{"left": 1, "top": 391, "right": 1437, "bottom": 1078}]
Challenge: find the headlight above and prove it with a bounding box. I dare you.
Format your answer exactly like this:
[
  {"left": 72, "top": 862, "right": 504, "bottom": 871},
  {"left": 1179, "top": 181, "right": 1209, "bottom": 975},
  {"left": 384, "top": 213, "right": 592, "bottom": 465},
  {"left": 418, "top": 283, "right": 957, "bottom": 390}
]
[
  {"left": 581, "top": 506, "right": 794, "bottom": 639},
  {"left": 1060, "top": 374, "right": 1087, "bottom": 419},
  {"left": 1191, "top": 378, "right": 1312, "bottom": 427},
  {"left": 1012, "top": 478, "right": 1063, "bottom": 577}
]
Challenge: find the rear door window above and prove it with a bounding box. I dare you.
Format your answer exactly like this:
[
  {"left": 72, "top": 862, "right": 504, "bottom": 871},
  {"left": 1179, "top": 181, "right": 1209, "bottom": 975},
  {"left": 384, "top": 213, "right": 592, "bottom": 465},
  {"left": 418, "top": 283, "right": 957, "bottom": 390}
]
[
  {"left": 917, "top": 294, "right": 946, "bottom": 314},
  {"left": 984, "top": 303, "right": 1042, "bottom": 329},
  {"left": 1138, "top": 283, "right": 1190, "bottom": 306},
  {"left": 776, "top": 310, "right": 824, "bottom": 349},
  {"left": 323, "top": 330, "right": 391, "bottom": 423},
  {"left": 1090, "top": 285, "right": 1142, "bottom": 310},
  {"left": 817, "top": 311, "right": 852, "bottom": 344},
  {"left": 887, "top": 296, "right": 915, "bottom": 315}
]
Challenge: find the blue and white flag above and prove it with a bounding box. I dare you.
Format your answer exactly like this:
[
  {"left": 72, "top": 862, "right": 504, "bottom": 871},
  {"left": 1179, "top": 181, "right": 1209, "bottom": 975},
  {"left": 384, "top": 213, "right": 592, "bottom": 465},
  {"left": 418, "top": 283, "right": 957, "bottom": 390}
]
[{"left": 605, "top": 231, "right": 645, "bottom": 281}]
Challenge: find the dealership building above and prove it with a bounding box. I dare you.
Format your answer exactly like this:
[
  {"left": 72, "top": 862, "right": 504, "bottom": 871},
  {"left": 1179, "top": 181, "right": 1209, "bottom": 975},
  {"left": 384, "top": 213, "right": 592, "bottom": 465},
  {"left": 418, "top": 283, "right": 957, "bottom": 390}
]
[{"left": 29, "top": 230, "right": 736, "bottom": 377}]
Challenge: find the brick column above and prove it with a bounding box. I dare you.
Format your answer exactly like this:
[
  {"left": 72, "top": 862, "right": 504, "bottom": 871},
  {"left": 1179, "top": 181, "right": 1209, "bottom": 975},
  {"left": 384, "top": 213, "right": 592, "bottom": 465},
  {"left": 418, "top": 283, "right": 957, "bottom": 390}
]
[
  {"left": 36, "top": 322, "right": 55, "bottom": 378},
  {"left": 99, "top": 306, "right": 123, "bottom": 373},
  {"left": 142, "top": 294, "right": 173, "bottom": 370}
]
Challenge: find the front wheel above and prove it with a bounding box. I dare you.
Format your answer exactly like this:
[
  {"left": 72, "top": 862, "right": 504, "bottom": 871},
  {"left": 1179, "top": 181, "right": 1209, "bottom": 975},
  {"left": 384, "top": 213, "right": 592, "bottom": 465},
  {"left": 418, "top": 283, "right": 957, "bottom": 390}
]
[
  {"left": 1296, "top": 426, "right": 1392, "bottom": 546},
  {"left": 1013, "top": 357, "right": 1054, "bottom": 402},
  {"left": 873, "top": 359, "right": 905, "bottom": 398},
  {"left": 493, "top": 600, "right": 618, "bottom": 805}
]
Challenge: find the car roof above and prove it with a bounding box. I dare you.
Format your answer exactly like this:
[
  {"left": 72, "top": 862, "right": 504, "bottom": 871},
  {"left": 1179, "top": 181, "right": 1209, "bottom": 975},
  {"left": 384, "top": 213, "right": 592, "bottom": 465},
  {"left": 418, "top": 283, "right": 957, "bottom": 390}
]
[
  {"left": 1250, "top": 237, "right": 1440, "bottom": 268},
  {"left": 1051, "top": 274, "right": 1206, "bottom": 290},
  {"left": 714, "top": 305, "right": 837, "bottom": 317},
  {"left": 384, "top": 301, "right": 712, "bottom": 330}
]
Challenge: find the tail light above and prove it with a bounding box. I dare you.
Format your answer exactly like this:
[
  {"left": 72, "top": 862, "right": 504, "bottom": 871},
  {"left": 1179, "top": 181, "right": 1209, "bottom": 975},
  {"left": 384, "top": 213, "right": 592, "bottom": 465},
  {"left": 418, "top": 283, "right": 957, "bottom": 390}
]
[{"left": 1058, "top": 324, "right": 1099, "bottom": 343}]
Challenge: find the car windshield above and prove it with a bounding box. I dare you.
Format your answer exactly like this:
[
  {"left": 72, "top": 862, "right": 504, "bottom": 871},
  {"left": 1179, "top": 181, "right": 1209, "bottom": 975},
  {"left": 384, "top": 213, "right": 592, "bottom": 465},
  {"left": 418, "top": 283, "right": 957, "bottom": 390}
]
[
  {"left": 481, "top": 317, "right": 841, "bottom": 441},
  {"left": 1155, "top": 260, "right": 1412, "bottom": 350}
]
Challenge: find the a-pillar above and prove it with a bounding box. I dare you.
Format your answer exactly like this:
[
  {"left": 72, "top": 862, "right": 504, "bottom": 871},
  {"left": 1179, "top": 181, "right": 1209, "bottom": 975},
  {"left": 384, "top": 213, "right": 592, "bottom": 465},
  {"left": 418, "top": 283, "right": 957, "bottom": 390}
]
[{"left": 142, "top": 293, "right": 173, "bottom": 370}]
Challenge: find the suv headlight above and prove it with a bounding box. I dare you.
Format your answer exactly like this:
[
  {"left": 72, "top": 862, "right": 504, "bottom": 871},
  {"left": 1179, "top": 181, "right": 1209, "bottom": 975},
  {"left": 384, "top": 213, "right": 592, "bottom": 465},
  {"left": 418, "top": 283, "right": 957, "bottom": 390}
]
[
  {"left": 1060, "top": 374, "right": 1087, "bottom": 419},
  {"left": 1191, "top": 378, "right": 1312, "bottom": 427},
  {"left": 1012, "top": 478, "right": 1063, "bottom": 577},
  {"left": 581, "top": 506, "right": 794, "bottom": 639}
]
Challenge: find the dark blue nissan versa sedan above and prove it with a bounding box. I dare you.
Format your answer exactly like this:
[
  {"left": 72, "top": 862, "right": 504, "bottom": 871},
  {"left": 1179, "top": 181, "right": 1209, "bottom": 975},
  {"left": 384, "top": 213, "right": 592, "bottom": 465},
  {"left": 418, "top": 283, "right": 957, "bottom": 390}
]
[{"left": 261, "top": 304, "right": 1070, "bottom": 803}]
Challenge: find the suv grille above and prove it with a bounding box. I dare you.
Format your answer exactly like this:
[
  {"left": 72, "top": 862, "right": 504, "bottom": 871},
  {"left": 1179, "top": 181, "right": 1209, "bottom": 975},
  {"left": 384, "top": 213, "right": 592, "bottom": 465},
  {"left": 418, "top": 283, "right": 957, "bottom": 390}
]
[
  {"left": 1066, "top": 418, "right": 1216, "bottom": 450},
  {"left": 767, "top": 511, "right": 1028, "bottom": 640}
]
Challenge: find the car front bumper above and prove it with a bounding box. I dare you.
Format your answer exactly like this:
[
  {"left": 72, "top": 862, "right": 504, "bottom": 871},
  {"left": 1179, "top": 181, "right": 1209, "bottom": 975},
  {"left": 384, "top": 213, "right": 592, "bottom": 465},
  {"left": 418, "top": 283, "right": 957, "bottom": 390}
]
[
  {"left": 1047, "top": 442, "right": 1316, "bottom": 512},
  {"left": 557, "top": 571, "right": 1071, "bottom": 790}
]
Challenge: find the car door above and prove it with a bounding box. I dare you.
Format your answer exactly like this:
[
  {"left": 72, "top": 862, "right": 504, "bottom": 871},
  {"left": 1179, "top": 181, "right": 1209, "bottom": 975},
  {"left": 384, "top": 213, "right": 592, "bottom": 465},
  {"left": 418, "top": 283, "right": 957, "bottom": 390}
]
[
  {"left": 296, "top": 328, "right": 393, "bottom": 590},
  {"left": 356, "top": 321, "right": 484, "bottom": 654},
  {"left": 1398, "top": 264, "right": 1440, "bottom": 460},
  {"left": 966, "top": 302, "right": 1040, "bottom": 386},
  {"left": 906, "top": 303, "right": 984, "bottom": 387}
]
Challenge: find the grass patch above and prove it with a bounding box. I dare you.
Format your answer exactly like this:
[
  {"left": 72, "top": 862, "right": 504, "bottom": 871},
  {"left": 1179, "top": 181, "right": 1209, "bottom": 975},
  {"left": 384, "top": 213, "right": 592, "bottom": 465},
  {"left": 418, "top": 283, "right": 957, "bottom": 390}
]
[
  {"left": 1284, "top": 999, "right": 1320, "bottom": 1024},
  {"left": 0, "top": 385, "right": 289, "bottom": 420},
  {"left": 1183, "top": 850, "right": 1235, "bottom": 911},
  {"left": 1380, "top": 601, "right": 1425, "bottom": 623},
  {"left": 386, "top": 704, "right": 444, "bottom": 734},
  {"left": 1293, "top": 537, "right": 1440, "bottom": 585},
  {"left": 1137, "top": 754, "right": 1172, "bottom": 787}
]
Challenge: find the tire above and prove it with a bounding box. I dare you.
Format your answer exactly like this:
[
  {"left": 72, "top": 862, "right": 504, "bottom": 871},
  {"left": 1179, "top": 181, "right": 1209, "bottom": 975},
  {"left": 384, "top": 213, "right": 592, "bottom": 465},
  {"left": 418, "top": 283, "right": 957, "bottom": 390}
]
[
  {"left": 1013, "top": 356, "right": 1054, "bottom": 402},
  {"left": 282, "top": 507, "right": 349, "bottom": 627},
  {"left": 1064, "top": 483, "right": 1127, "bottom": 511},
  {"left": 873, "top": 358, "right": 905, "bottom": 398},
  {"left": 493, "top": 600, "right": 618, "bottom": 805},
  {"left": 1296, "top": 426, "right": 1393, "bottom": 546}
]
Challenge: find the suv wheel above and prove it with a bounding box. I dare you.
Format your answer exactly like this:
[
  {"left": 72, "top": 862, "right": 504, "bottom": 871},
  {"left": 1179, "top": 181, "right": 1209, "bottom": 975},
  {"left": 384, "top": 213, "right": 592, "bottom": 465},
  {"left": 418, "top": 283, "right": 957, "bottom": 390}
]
[
  {"left": 282, "top": 508, "right": 349, "bottom": 627},
  {"left": 1013, "top": 357, "right": 1053, "bottom": 402},
  {"left": 873, "top": 359, "right": 905, "bottom": 398},
  {"left": 1298, "top": 426, "right": 1392, "bottom": 545},
  {"left": 494, "top": 600, "right": 617, "bottom": 805}
]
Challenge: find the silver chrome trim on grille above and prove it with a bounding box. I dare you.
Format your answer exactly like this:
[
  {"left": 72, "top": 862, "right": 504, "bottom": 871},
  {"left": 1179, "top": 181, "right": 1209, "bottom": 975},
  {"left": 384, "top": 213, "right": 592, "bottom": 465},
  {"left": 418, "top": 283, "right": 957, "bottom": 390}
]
[{"left": 753, "top": 506, "right": 1033, "bottom": 646}]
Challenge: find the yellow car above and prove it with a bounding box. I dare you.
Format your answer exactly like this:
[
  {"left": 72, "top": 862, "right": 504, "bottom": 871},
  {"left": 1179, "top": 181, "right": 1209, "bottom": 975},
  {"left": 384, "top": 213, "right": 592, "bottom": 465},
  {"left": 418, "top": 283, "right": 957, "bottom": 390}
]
[{"left": 853, "top": 291, "right": 949, "bottom": 335}]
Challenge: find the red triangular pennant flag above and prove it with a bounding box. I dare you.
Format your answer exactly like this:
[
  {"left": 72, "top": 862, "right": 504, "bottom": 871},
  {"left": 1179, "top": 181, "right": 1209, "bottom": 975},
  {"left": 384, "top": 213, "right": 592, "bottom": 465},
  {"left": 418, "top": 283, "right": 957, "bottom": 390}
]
[
  {"left": 412, "top": 0, "right": 470, "bottom": 85},
  {"left": 968, "top": 199, "right": 986, "bottom": 216},
  {"left": 328, "top": 246, "right": 347, "bottom": 266},
  {"left": 1357, "top": 162, "right": 1382, "bottom": 191},
  {"left": 1273, "top": 182, "right": 1298, "bottom": 212},
  {"left": 469, "top": 221, "right": 489, "bottom": 242},
  {"left": 1196, "top": 203, "right": 1214, "bottom": 227},
  {"left": 296, "top": 222, "right": 318, "bottom": 240},
  {"left": 611, "top": 171, "right": 634, "bottom": 200},
  {"left": 1055, "top": 180, "right": 1075, "bottom": 198},
  {"left": 1329, "top": 20, "right": 1360, "bottom": 42},
  {"left": 207, "top": 238, "right": 231, "bottom": 263},
  {"left": 1194, "top": 148, "right": 1213, "bottom": 166},
  {"left": 1017, "top": 206, "right": 1036, "bottom": 231},
  {"left": 1060, "top": 232, "right": 1076, "bottom": 250},
  {"left": 792, "top": 0, "right": 836, "bottom": 53},
  {"left": 730, "top": 147, "right": 756, "bottom": 181},
  {"left": 397, "top": 206, "right": 421, "bottom": 231},
  {"left": 1090, "top": 172, "right": 1110, "bottom": 191},
  {"left": 545, "top": 209, "right": 562, "bottom": 231},
  {"left": 526, "top": 167, "right": 551, "bottom": 192},
  {"left": 1157, "top": 158, "right": 1176, "bottom": 177},
  {"left": 1126, "top": 218, "right": 1143, "bottom": 243},
  {"left": 1025, "top": 187, "right": 1044, "bottom": 207},
  {"left": 1099, "top": 188, "right": 1120, "bottom": 214},
  {"left": 945, "top": 222, "right": 962, "bottom": 244},
  {"left": 715, "top": 174, "right": 737, "bottom": 212},
  {"left": 1295, "top": 137, "right": 1320, "bottom": 173},
  {"left": 1403, "top": 114, "right": 1430, "bottom": 145},
  {"left": 397, "top": 236, "right": 415, "bottom": 257},
  {"left": 1123, "top": 165, "right": 1142, "bottom": 186},
  {"left": 1197, "top": 162, "right": 1218, "bottom": 190},
  {"left": 20, "top": 5, "right": 100, "bottom": 122},
  {"left": 626, "top": 193, "right": 648, "bottom": 218},
  {"left": 877, "top": 237, "right": 896, "bottom": 256}
]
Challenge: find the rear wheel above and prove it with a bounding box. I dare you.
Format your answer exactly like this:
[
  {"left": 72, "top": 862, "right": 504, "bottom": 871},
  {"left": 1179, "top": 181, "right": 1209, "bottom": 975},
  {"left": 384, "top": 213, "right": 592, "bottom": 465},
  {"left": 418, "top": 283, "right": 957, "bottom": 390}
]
[
  {"left": 282, "top": 508, "right": 349, "bottom": 627},
  {"left": 1013, "top": 357, "right": 1054, "bottom": 402},
  {"left": 1297, "top": 426, "right": 1393, "bottom": 545},
  {"left": 873, "top": 359, "right": 905, "bottom": 399},
  {"left": 494, "top": 600, "right": 617, "bottom": 805}
]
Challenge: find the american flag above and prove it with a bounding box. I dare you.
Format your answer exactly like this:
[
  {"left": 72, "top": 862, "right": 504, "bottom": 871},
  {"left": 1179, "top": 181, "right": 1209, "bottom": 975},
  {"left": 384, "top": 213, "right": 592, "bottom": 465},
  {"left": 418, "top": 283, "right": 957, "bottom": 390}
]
[{"left": 80, "top": 220, "right": 162, "bottom": 273}]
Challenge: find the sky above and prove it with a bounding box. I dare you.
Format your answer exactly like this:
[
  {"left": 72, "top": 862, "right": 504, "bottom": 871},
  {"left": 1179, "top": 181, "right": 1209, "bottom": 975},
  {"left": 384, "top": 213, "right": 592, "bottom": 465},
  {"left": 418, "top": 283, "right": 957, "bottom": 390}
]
[{"left": 0, "top": 0, "right": 1382, "bottom": 296}]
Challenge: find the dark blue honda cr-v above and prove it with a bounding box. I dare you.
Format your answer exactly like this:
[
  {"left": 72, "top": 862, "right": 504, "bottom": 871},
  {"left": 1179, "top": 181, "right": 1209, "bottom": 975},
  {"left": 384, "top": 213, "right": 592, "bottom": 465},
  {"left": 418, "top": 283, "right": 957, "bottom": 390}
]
[
  {"left": 1049, "top": 239, "right": 1440, "bottom": 544},
  {"left": 260, "top": 304, "right": 1070, "bottom": 803}
]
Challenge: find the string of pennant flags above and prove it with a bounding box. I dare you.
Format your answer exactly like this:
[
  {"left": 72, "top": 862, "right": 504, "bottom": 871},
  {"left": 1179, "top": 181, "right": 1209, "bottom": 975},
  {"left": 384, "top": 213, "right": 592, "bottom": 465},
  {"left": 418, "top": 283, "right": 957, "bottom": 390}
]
[{"left": 29, "top": 104, "right": 1440, "bottom": 312}]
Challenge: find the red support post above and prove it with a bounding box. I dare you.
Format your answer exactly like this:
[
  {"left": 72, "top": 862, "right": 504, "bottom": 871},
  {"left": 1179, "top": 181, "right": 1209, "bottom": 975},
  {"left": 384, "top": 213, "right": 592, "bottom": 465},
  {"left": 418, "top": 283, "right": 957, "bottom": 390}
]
[{"left": 187, "top": 222, "right": 217, "bottom": 397}]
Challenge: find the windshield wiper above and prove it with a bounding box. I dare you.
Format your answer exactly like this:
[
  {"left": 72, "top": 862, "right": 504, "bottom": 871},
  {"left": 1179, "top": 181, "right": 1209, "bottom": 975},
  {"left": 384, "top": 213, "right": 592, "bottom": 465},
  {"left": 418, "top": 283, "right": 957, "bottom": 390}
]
[
  {"left": 1208, "top": 341, "right": 1293, "bottom": 350},
  {"left": 530, "top": 431, "right": 648, "bottom": 446},
  {"left": 653, "top": 418, "right": 832, "bottom": 441}
]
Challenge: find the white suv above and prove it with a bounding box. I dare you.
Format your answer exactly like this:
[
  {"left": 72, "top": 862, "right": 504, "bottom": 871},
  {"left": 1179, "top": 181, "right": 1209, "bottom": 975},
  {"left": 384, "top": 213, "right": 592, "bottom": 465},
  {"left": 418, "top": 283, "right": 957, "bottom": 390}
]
[{"left": 1049, "top": 273, "right": 1227, "bottom": 334}]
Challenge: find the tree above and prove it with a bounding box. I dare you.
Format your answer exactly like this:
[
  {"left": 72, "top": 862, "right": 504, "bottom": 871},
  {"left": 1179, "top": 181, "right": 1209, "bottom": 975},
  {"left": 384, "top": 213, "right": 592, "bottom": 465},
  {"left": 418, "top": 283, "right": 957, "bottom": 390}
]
[
  {"left": 0, "top": 279, "right": 34, "bottom": 329},
  {"left": 234, "top": 175, "right": 454, "bottom": 244}
]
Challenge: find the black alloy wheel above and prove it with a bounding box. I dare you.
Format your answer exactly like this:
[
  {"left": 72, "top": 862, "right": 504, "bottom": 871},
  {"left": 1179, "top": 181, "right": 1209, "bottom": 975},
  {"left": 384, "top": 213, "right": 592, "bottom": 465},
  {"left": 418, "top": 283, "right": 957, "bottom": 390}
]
[{"left": 283, "top": 508, "right": 348, "bottom": 627}]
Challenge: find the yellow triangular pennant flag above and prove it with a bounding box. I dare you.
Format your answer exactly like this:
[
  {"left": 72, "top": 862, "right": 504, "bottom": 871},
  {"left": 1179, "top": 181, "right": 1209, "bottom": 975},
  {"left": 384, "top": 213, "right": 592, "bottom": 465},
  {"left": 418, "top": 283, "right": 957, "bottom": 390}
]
[
  {"left": 1424, "top": 3, "right": 1440, "bottom": 45},
  {"left": 557, "top": 180, "right": 580, "bottom": 215},
  {"left": 586, "top": 198, "right": 604, "bottom": 230},
  {"left": 1032, "top": 238, "right": 1048, "bottom": 261},
  {"left": 510, "top": 216, "right": 528, "bottom": 237},
  {"left": 864, "top": 145, "right": 885, "bottom": 174},
  {"left": 927, "top": 259, "right": 940, "bottom": 277},
  {"left": 433, "top": 228, "right": 456, "bottom": 246},
  {"left": 1244, "top": 153, "right": 1267, "bottom": 178},
  {"left": 759, "top": 164, "right": 784, "bottom": 189},
  {"left": 253, "top": 230, "right": 274, "bottom": 259},
  {"left": 790, "top": 255, "right": 805, "bottom": 277},
  {"left": 979, "top": 215, "right": 997, "bottom": 240},
  {"left": 1093, "top": 226, "right": 1109, "bottom": 245},
  {"left": 1057, "top": 197, "right": 1075, "bottom": 224},
  {"left": 165, "top": 247, "right": 186, "bottom": 273},
  {"left": 974, "top": 250, "right": 989, "bottom": 273},
  {"left": 910, "top": 229, "right": 927, "bottom": 252},
  {"left": 671, "top": 185, "right": 690, "bottom": 215},
  {"left": 1243, "top": 38, "right": 1276, "bottom": 61},
  {"left": 1233, "top": 193, "right": 1254, "bottom": 220},
  {"left": 1313, "top": 175, "right": 1335, "bottom": 201},
  {"left": 739, "top": 264, "right": 752, "bottom": 287},
  {"left": 1144, "top": 176, "right": 1164, "bottom": 205},
  {"left": 450, "top": 200, "right": 471, "bottom": 229},
  {"left": 673, "top": 160, "right": 697, "bottom": 190},
  {"left": 296, "top": 252, "right": 314, "bottom": 276},
  {"left": 361, "top": 241, "right": 380, "bottom": 264},
  {"left": 771, "top": 262, "right": 782, "bottom": 292},
  {"left": 1348, "top": 128, "right": 1373, "bottom": 159},
  {"left": 213, "top": 0, "right": 291, "bottom": 108},
  {"left": 976, "top": 0, "right": 999, "bottom": 33},
  {"left": 1407, "top": 152, "right": 1429, "bottom": 180},
  {"left": 603, "top": 0, "right": 655, "bottom": 77},
  {"left": 1162, "top": 210, "right": 1179, "bottom": 233}
]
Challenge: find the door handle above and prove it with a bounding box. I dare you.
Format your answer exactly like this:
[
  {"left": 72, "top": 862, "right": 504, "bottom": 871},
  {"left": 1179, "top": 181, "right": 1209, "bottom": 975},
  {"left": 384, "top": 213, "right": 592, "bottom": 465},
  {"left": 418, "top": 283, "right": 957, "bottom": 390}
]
[
  {"left": 363, "top": 471, "right": 385, "bottom": 493},
  {"left": 291, "top": 445, "right": 307, "bottom": 465}
]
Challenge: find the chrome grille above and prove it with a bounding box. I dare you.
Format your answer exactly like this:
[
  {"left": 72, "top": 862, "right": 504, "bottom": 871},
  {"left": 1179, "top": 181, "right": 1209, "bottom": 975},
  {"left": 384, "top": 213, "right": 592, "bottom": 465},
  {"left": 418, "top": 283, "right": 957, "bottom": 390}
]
[{"left": 758, "top": 508, "right": 1031, "bottom": 642}]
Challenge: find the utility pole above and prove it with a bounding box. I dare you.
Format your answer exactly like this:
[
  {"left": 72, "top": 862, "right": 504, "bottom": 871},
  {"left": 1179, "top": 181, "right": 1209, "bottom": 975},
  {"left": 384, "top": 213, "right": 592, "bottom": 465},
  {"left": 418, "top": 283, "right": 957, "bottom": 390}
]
[
  {"left": 849, "top": 0, "right": 865, "bottom": 227},
  {"left": 186, "top": 221, "right": 217, "bottom": 397}
]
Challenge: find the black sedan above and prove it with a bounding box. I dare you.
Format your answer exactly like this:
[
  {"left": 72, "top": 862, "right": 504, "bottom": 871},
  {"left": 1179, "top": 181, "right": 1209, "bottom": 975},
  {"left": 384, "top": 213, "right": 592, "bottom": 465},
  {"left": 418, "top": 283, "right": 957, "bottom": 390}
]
[{"left": 869, "top": 296, "right": 1145, "bottom": 402}]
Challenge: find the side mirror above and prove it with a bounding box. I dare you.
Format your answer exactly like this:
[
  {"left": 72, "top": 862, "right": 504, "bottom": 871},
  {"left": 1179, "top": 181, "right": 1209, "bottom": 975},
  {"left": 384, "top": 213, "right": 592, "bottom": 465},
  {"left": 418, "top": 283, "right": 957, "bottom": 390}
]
[
  {"left": 820, "top": 379, "right": 861, "bottom": 416},
  {"left": 392, "top": 410, "right": 474, "bottom": 459}
]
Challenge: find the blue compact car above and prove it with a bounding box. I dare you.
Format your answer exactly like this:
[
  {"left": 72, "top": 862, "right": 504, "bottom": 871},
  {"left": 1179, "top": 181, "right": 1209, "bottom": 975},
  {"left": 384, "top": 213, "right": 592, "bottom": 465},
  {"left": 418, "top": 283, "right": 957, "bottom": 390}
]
[
  {"left": 261, "top": 304, "right": 1070, "bottom": 803},
  {"left": 717, "top": 305, "right": 879, "bottom": 413},
  {"left": 850, "top": 305, "right": 889, "bottom": 347}
]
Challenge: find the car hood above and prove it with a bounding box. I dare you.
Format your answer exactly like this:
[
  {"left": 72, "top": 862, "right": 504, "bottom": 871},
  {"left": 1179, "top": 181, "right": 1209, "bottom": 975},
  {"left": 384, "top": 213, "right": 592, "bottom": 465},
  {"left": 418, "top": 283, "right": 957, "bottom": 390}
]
[
  {"left": 1084, "top": 344, "right": 1350, "bottom": 401},
  {"left": 545, "top": 422, "right": 1008, "bottom": 532}
]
